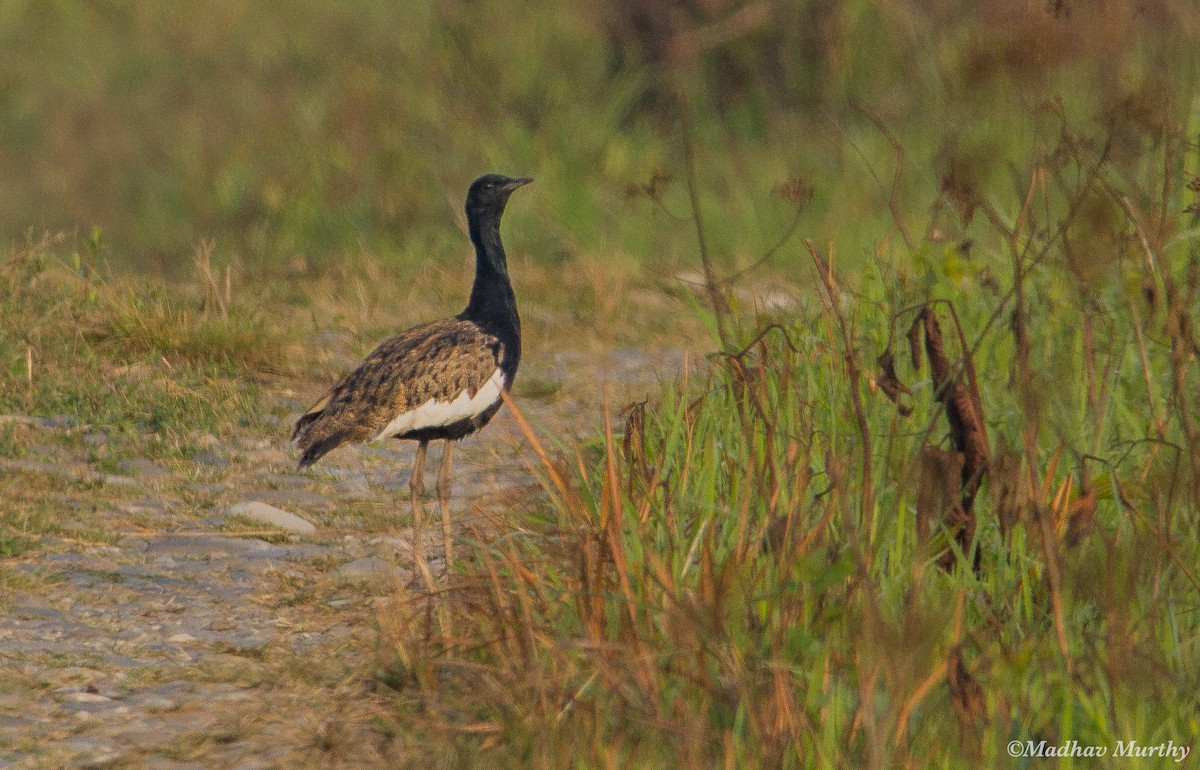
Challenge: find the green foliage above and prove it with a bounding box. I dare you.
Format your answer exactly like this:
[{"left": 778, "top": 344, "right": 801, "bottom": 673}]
[
  {"left": 14, "top": 1, "right": 1195, "bottom": 284},
  {"left": 375, "top": 5, "right": 1200, "bottom": 765},
  {"left": 387, "top": 245, "right": 1200, "bottom": 765},
  {"left": 0, "top": 236, "right": 277, "bottom": 449},
  {"left": 0, "top": 1, "right": 676, "bottom": 274}
]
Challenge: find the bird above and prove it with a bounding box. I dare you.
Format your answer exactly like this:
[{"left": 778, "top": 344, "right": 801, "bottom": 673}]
[{"left": 291, "top": 173, "right": 531, "bottom": 584}]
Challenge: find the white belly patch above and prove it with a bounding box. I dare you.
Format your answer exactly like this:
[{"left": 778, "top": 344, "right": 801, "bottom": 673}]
[{"left": 372, "top": 369, "right": 505, "bottom": 440}]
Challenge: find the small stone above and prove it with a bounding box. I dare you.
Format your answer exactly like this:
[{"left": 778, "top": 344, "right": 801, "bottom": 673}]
[
  {"left": 166, "top": 633, "right": 196, "bottom": 644},
  {"left": 338, "top": 472, "right": 373, "bottom": 498},
  {"left": 139, "top": 696, "right": 178, "bottom": 713},
  {"left": 212, "top": 689, "right": 256, "bottom": 702},
  {"left": 193, "top": 449, "right": 227, "bottom": 468},
  {"left": 117, "top": 458, "right": 171, "bottom": 478},
  {"left": 63, "top": 737, "right": 121, "bottom": 762},
  {"left": 252, "top": 473, "right": 307, "bottom": 489},
  {"left": 121, "top": 497, "right": 170, "bottom": 515},
  {"left": 0, "top": 414, "right": 40, "bottom": 426},
  {"left": 43, "top": 414, "right": 76, "bottom": 428},
  {"left": 0, "top": 410, "right": 73, "bottom": 429},
  {"left": 247, "top": 488, "right": 335, "bottom": 510},
  {"left": 193, "top": 432, "right": 220, "bottom": 448},
  {"left": 141, "top": 534, "right": 272, "bottom": 558},
  {"left": 209, "top": 618, "right": 237, "bottom": 632},
  {"left": 322, "top": 466, "right": 373, "bottom": 497},
  {"left": 337, "top": 557, "right": 389, "bottom": 579},
  {"left": 225, "top": 501, "right": 316, "bottom": 533},
  {"left": 226, "top": 635, "right": 269, "bottom": 653}
]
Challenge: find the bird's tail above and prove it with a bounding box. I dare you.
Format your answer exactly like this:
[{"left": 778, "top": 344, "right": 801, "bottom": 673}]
[
  {"left": 291, "top": 392, "right": 332, "bottom": 444},
  {"left": 297, "top": 434, "right": 344, "bottom": 470},
  {"left": 292, "top": 392, "right": 351, "bottom": 469}
]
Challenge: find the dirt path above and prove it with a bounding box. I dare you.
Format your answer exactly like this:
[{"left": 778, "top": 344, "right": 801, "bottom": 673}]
[{"left": 0, "top": 348, "right": 684, "bottom": 768}]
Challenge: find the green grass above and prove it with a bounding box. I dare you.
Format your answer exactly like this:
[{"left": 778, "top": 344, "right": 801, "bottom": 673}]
[
  {"left": 383, "top": 216, "right": 1200, "bottom": 766},
  {"left": 0, "top": 237, "right": 282, "bottom": 552},
  {"left": 0, "top": 238, "right": 278, "bottom": 431},
  {"left": 0, "top": 533, "right": 37, "bottom": 559},
  {"left": 370, "top": 15, "right": 1200, "bottom": 763},
  {"left": 9, "top": 1, "right": 1192, "bottom": 288}
]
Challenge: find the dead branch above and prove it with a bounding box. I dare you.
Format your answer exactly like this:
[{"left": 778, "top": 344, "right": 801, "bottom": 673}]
[{"left": 910, "top": 305, "right": 990, "bottom": 569}]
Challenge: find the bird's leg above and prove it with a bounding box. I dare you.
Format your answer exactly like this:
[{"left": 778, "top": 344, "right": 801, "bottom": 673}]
[
  {"left": 410, "top": 440, "right": 436, "bottom": 592},
  {"left": 437, "top": 440, "right": 456, "bottom": 568}
]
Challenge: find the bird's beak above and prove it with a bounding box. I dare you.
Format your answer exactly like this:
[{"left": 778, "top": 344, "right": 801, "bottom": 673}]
[{"left": 505, "top": 177, "right": 534, "bottom": 191}]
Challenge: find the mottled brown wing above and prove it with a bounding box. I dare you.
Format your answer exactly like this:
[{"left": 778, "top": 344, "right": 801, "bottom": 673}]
[{"left": 293, "top": 317, "right": 503, "bottom": 468}]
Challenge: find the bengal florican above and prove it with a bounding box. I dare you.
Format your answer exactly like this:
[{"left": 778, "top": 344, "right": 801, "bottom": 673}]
[{"left": 292, "top": 173, "right": 532, "bottom": 582}]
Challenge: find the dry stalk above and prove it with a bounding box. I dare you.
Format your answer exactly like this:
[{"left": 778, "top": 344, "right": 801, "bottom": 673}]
[
  {"left": 677, "top": 94, "right": 732, "bottom": 350},
  {"left": 805, "top": 239, "right": 874, "bottom": 524},
  {"left": 907, "top": 305, "right": 990, "bottom": 569},
  {"left": 851, "top": 99, "right": 915, "bottom": 251}
]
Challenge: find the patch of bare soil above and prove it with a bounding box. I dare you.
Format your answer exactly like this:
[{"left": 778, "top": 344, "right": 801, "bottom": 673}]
[{"left": 0, "top": 348, "right": 683, "bottom": 768}]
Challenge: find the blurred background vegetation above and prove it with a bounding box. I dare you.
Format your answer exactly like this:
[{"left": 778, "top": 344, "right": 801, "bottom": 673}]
[{"left": 3, "top": 0, "right": 1195, "bottom": 282}]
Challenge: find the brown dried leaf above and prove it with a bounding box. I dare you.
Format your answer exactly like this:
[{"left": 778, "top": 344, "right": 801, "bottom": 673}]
[
  {"left": 1064, "top": 483, "right": 1097, "bottom": 548},
  {"left": 948, "top": 646, "right": 987, "bottom": 743},
  {"left": 625, "top": 171, "right": 672, "bottom": 201},
  {"left": 620, "top": 400, "right": 649, "bottom": 495},
  {"left": 914, "top": 305, "right": 991, "bottom": 569},
  {"left": 907, "top": 315, "right": 924, "bottom": 372},
  {"left": 917, "top": 446, "right": 965, "bottom": 544},
  {"left": 940, "top": 162, "right": 980, "bottom": 225},
  {"left": 771, "top": 176, "right": 815, "bottom": 208},
  {"left": 990, "top": 448, "right": 1024, "bottom": 541},
  {"left": 875, "top": 349, "right": 912, "bottom": 415}
]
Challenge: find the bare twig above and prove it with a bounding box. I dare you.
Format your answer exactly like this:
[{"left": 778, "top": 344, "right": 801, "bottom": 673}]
[
  {"left": 851, "top": 99, "right": 914, "bottom": 250},
  {"left": 910, "top": 305, "right": 989, "bottom": 570},
  {"left": 721, "top": 205, "right": 806, "bottom": 286},
  {"left": 678, "top": 94, "right": 733, "bottom": 350}
]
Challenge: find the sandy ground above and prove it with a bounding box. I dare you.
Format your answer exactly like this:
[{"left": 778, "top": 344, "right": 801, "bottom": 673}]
[{"left": 0, "top": 347, "right": 685, "bottom": 768}]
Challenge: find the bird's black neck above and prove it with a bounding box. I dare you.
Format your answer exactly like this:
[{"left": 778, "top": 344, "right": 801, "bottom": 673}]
[{"left": 463, "top": 211, "right": 521, "bottom": 370}]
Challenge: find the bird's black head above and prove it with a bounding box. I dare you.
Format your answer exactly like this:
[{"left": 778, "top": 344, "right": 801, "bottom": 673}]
[{"left": 466, "top": 174, "right": 533, "bottom": 221}]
